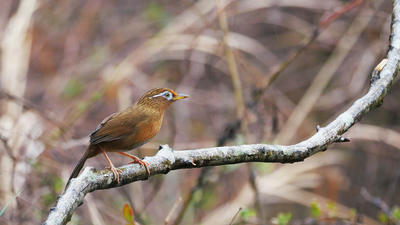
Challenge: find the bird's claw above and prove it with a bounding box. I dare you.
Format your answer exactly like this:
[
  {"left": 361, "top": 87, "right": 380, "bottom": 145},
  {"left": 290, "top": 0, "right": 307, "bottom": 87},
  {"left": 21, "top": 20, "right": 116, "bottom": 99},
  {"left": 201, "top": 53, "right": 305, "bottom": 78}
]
[
  {"left": 106, "top": 166, "right": 123, "bottom": 184},
  {"left": 129, "top": 159, "right": 151, "bottom": 176}
]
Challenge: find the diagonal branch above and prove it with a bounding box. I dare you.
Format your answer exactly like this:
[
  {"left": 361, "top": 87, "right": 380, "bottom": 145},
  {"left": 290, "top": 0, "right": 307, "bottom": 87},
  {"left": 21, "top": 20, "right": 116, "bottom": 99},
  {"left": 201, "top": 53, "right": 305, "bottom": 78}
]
[{"left": 44, "top": 1, "right": 400, "bottom": 224}]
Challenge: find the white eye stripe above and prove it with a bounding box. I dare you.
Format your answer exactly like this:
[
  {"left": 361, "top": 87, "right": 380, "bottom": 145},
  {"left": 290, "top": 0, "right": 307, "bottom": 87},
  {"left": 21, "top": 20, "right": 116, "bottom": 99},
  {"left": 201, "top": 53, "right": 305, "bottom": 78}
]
[
  {"left": 149, "top": 93, "right": 163, "bottom": 98},
  {"left": 149, "top": 91, "right": 173, "bottom": 101}
]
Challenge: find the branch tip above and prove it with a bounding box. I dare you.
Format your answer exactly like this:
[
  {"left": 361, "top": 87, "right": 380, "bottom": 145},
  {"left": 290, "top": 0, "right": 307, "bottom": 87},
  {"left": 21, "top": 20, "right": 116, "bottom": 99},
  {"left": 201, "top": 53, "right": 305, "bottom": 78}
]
[
  {"left": 370, "top": 58, "right": 388, "bottom": 85},
  {"left": 335, "top": 136, "right": 351, "bottom": 143}
]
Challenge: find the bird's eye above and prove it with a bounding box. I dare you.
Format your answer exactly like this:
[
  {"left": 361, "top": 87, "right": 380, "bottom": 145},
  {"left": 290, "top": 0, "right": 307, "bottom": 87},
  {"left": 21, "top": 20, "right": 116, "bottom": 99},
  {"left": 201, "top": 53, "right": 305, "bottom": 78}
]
[{"left": 163, "top": 91, "right": 173, "bottom": 100}]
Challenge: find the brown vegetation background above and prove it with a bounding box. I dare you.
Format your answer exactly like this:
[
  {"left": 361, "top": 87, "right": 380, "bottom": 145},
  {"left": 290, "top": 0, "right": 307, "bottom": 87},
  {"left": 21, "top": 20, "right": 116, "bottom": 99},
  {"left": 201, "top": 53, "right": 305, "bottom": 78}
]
[{"left": 0, "top": 0, "right": 399, "bottom": 224}]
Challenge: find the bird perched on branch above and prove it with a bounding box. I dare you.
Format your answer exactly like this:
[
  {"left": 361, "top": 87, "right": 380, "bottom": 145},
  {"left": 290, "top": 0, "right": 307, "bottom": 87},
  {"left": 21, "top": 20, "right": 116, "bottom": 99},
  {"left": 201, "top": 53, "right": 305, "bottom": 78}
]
[{"left": 66, "top": 88, "right": 189, "bottom": 186}]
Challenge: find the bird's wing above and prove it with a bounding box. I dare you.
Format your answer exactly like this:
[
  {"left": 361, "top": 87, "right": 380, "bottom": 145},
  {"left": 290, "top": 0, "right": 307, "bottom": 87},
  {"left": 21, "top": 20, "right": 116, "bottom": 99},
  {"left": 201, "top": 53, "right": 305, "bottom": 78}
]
[{"left": 89, "top": 110, "right": 146, "bottom": 145}]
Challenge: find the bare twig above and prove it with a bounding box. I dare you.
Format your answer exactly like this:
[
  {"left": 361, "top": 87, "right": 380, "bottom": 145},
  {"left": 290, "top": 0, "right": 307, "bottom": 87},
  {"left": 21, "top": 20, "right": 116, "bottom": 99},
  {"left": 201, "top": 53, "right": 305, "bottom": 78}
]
[
  {"left": 171, "top": 1, "right": 250, "bottom": 218},
  {"left": 0, "top": 133, "right": 16, "bottom": 161},
  {"left": 228, "top": 207, "right": 242, "bottom": 225},
  {"left": 170, "top": 121, "right": 240, "bottom": 225},
  {"left": 361, "top": 187, "right": 391, "bottom": 217},
  {"left": 217, "top": 0, "right": 245, "bottom": 119},
  {"left": 216, "top": 2, "right": 265, "bottom": 222},
  {"left": 0, "top": 0, "right": 38, "bottom": 214},
  {"left": 228, "top": 0, "right": 361, "bottom": 139},
  {"left": 348, "top": 124, "right": 400, "bottom": 150},
  {"left": 251, "top": 0, "right": 360, "bottom": 106},
  {"left": 200, "top": 151, "right": 379, "bottom": 225},
  {"left": 164, "top": 197, "right": 182, "bottom": 225},
  {"left": 275, "top": 1, "right": 382, "bottom": 144},
  {"left": 320, "top": 0, "right": 363, "bottom": 28},
  {"left": 247, "top": 164, "right": 264, "bottom": 222},
  {"left": 85, "top": 195, "right": 106, "bottom": 225},
  {"left": 0, "top": 90, "right": 65, "bottom": 128}
]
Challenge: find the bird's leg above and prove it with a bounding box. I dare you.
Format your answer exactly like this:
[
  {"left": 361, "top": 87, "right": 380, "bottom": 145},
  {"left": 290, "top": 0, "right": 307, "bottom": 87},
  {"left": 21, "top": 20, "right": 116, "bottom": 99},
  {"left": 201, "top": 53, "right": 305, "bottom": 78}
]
[
  {"left": 117, "top": 152, "right": 150, "bottom": 176},
  {"left": 101, "top": 149, "right": 123, "bottom": 183}
]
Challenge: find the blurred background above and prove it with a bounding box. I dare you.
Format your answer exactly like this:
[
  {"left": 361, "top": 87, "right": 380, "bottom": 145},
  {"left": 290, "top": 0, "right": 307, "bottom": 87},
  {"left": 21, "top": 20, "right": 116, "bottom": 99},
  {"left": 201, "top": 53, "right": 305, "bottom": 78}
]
[{"left": 0, "top": 0, "right": 399, "bottom": 224}]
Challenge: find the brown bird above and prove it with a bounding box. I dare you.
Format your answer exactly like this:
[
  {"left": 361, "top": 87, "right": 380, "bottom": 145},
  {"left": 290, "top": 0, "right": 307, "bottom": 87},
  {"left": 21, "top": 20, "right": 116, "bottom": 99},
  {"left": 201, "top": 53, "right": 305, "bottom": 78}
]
[{"left": 67, "top": 88, "right": 189, "bottom": 186}]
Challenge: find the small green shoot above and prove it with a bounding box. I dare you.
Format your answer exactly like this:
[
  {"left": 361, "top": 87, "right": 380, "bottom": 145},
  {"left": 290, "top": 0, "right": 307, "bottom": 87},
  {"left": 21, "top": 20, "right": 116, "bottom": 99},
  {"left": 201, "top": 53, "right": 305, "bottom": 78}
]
[
  {"left": 327, "top": 202, "right": 337, "bottom": 217},
  {"left": 271, "top": 212, "right": 292, "bottom": 225},
  {"left": 310, "top": 202, "right": 321, "bottom": 218},
  {"left": 349, "top": 208, "right": 357, "bottom": 220},
  {"left": 240, "top": 208, "right": 256, "bottom": 221},
  {"left": 62, "top": 79, "right": 83, "bottom": 98},
  {"left": 392, "top": 206, "right": 400, "bottom": 221},
  {"left": 378, "top": 212, "right": 388, "bottom": 223}
]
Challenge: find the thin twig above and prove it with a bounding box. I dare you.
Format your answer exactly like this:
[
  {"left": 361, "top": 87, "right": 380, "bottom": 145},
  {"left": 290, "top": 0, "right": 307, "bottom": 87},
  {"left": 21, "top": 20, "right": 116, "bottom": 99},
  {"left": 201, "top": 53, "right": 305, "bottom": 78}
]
[
  {"left": 228, "top": 207, "right": 242, "bottom": 225},
  {"left": 172, "top": 167, "right": 212, "bottom": 225},
  {"left": 164, "top": 197, "right": 182, "bottom": 225},
  {"left": 275, "top": 2, "right": 381, "bottom": 144},
  {"left": 0, "top": 90, "right": 65, "bottom": 128},
  {"left": 216, "top": 2, "right": 264, "bottom": 222},
  {"left": 0, "top": 133, "right": 16, "bottom": 161},
  {"left": 223, "top": 0, "right": 358, "bottom": 142},
  {"left": 252, "top": 0, "right": 364, "bottom": 109},
  {"left": 320, "top": 0, "right": 363, "bottom": 28},
  {"left": 216, "top": 0, "right": 245, "bottom": 119},
  {"left": 360, "top": 187, "right": 391, "bottom": 216}
]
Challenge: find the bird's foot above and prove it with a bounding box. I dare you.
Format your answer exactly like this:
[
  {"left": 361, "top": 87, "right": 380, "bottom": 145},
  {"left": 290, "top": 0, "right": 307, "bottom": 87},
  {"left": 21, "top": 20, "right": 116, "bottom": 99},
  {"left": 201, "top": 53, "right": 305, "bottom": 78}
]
[
  {"left": 117, "top": 152, "right": 151, "bottom": 176},
  {"left": 128, "top": 158, "right": 150, "bottom": 176},
  {"left": 105, "top": 165, "right": 123, "bottom": 183}
]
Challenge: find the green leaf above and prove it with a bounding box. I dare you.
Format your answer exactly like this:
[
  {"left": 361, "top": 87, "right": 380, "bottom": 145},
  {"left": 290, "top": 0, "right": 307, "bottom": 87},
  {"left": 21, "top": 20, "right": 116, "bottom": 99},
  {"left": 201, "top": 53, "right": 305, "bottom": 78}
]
[
  {"left": 122, "top": 203, "right": 134, "bottom": 224},
  {"left": 0, "top": 189, "right": 23, "bottom": 216},
  {"left": 271, "top": 212, "right": 292, "bottom": 225},
  {"left": 62, "top": 79, "right": 84, "bottom": 98},
  {"left": 240, "top": 208, "right": 256, "bottom": 221},
  {"left": 392, "top": 206, "right": 400, "bottom": 221},
  {"left": 310, "top": 202, "right": 321, "bottom": 218},
  {"left": 145, "top": 2, "right": 169, "bottom": 26},
  {"left": 52, "top": 176, "right": 64, "bottom": 193},
  {"left": 43, "top": 192, "right": 56, "bottom": 208},
  {"left": 349, "top": 208, "right": 357, "bottom": 219},
  {"left": 327, "top": 202, "right": 337, "bottom": 217},
  {"left": 378, "top": 212, "right": 388, "bottom": 223},
  {"left": 91, "top": 91, "right": 103, "bottom": 102}
]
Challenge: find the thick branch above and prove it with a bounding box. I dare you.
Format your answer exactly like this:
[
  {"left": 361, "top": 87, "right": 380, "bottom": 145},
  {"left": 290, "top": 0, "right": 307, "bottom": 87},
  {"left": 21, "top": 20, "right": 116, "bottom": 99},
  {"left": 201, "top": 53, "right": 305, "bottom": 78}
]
[{"left": 44, "top": 1, "right": 400, "bottom": 224}]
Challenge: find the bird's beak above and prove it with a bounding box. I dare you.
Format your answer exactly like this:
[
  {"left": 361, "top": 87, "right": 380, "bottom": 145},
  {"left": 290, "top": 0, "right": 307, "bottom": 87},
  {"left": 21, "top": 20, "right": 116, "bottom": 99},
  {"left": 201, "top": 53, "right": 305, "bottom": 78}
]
[{"left": 173, "top": 94, "right": 189, "bottom": 101}]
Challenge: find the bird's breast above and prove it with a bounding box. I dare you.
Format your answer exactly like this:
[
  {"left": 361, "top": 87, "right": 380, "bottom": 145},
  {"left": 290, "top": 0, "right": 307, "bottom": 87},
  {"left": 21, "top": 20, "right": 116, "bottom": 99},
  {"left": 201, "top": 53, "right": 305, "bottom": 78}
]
[
  {"left": 103, "top": 115, "right": 163, "bottom": 152},
  {"left": 132, "top": 117, "right": 162, "bottom": 145}
]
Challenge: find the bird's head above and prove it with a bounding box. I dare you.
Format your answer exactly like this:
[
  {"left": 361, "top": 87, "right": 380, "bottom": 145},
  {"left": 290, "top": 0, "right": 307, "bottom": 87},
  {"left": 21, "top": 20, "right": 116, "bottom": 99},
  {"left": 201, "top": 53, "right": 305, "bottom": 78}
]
[{"left": 136, "top": 88, "right": 189, "bottom": 111}]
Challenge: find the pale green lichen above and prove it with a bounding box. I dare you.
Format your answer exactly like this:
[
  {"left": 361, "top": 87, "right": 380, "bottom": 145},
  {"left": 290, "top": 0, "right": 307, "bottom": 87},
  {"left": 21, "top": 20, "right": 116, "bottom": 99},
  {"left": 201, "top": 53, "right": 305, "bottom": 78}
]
[
  {"left": 87, "top": 172, "right": 98, "bottom": 183},
  {"left": 106, "top": 176, "right": 113, "bottom": 185}
]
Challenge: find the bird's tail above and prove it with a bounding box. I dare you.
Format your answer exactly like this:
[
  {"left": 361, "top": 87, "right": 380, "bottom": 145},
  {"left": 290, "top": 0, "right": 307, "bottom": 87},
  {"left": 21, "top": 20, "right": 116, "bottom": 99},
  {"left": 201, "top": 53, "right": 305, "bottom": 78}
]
[{"left": 65, "top": 146, "right": 95, "bottom": 189}]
